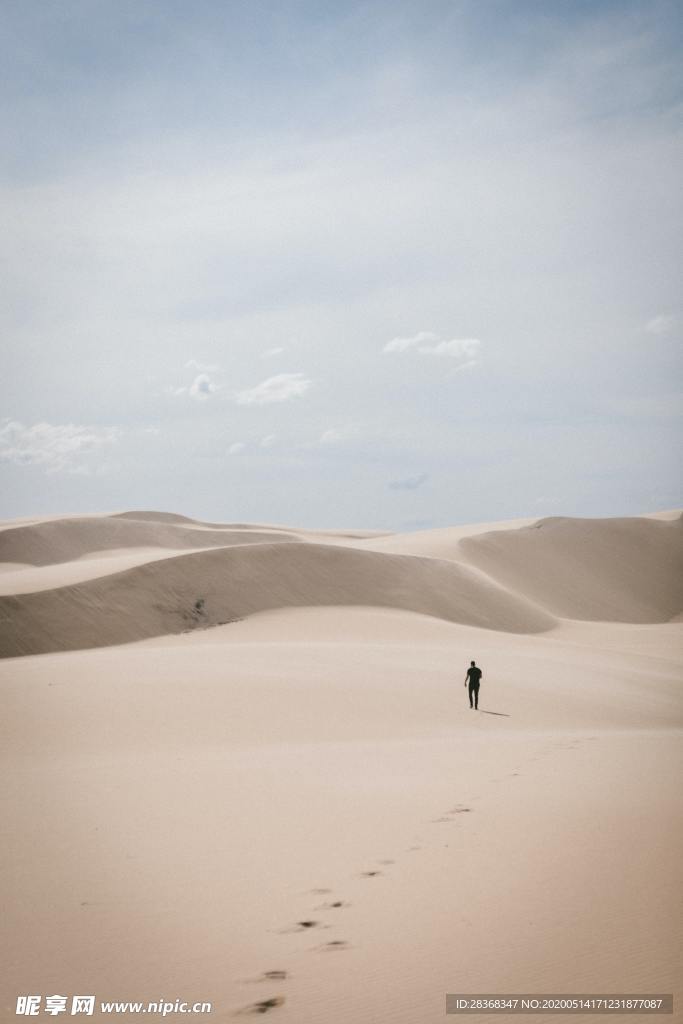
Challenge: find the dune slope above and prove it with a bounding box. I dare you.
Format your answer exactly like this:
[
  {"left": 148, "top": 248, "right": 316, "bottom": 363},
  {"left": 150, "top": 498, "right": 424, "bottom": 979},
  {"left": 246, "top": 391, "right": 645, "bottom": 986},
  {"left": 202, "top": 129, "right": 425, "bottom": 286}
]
[
  {"left": 460, "top": 514, "right": 683, "bottom": 622},
  {"left": 0, "top": 542, "right": 556, "bottom": 658},
  {"left": 3, "top": 510, "right": 682, "bottom": 659}
]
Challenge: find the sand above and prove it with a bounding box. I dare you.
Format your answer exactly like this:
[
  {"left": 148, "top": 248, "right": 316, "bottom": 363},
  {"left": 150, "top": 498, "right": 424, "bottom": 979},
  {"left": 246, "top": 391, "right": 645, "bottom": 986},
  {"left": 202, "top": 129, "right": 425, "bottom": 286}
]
[{"left": 1, "top": 510, "right": 682, "bottom": 1023}]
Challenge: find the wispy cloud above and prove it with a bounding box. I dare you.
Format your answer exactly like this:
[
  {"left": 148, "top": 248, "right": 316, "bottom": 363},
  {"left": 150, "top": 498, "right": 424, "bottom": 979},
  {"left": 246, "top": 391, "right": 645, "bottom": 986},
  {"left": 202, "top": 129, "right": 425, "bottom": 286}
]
[
  {"left": 0, "top": 419, "right": 120, "bottom": 474},
  {"left": 228, "top": 435, "right": 277, "bottom": 455},
  {"left": 235, "top": 373, "right": 312, "bottom": 406},
  {"left": 383, "top": 331, "right": 439, "bottom": 353},
  {"left": 388, "top": 472, "right": 429, "bottom": 491},
  {"left": 261, "top": 347, "right": 285, "bottom": 358},
  {"left": 318, "top": 424, "right": 357, "bottom": 445},
  {"left": 319, "top": 428, "right": 344, "bottom": 445},
  {"left": 645, "top": 314, "right": 677, "bottom": 335},
  {"left": 384, "top": 332, "right": 480, "bottom": 367}
]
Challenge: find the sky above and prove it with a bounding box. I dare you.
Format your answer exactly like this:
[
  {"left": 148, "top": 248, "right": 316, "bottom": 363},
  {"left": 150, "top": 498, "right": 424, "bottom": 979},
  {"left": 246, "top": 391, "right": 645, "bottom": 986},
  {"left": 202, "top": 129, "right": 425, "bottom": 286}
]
[{"left": 1, "top": 0, "right": 681, "bottom": 530}]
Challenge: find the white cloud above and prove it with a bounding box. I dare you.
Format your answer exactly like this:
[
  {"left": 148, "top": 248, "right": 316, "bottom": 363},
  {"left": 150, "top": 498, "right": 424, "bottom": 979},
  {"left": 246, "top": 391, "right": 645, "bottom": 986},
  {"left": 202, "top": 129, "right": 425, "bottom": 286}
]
[
  {"left": 261, "top": 347, "right": 285, "bottom": 358},
  {"left": 318, "top": 424, "right": 357, "bottom": 445},
  {"left": 383, "top": 332, "right": 481, "bottom": 364},
  {"left": 424, "top": 339, "right": 479, "bottom": 361},
  {"left": 645, "top": 314, "right": 677, "bottom": 335},
  {"left": 228, "top": 441, "right": 246, "bottom": 455},
  {"left": 388, "top": 472, "right": 429, "bottom": 491},
  {"left": 235, "top": 373, "right": 313, "bottom": 406},
  {"left": 189, "top": 373, "right": 218, "bottom": 400},
  {"left": 319, "top": 428, "right": 344, "bottom": 445},
  {"left": 260, "top": 434, "right": 277, "bottom": 447},
  {"left": 0, "top": 419, "right": 120, "bottom": 474},
  {"left": 383, "top": 331, "right": 439, "bottom": 353}
]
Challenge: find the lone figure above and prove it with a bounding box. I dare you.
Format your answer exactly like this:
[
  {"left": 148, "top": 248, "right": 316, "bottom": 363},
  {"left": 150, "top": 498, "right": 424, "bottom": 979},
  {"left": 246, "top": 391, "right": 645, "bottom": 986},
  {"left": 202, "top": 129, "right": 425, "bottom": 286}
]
[{"left": 464, "top": 660, "right": 482, "bottom": 709}]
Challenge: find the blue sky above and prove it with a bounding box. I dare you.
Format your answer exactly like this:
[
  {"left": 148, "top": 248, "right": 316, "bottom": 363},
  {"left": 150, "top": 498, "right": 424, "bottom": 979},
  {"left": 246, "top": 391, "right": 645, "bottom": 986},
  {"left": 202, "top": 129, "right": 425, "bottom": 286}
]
[{"left": 1, "top": 0, "right": 681, "bottom": 528}]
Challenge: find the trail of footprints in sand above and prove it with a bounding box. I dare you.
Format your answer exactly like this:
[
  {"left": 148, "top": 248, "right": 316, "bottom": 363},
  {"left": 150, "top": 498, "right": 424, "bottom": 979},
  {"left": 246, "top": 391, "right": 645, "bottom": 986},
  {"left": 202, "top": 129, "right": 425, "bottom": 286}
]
[{"left": 235, "top": 737, "right": 592, "bottom": 1014}]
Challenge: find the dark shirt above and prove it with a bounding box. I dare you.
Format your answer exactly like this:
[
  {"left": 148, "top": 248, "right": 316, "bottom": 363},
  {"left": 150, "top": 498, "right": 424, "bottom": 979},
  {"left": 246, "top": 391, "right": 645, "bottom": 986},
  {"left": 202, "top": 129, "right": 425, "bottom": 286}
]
[{"left": 466, "top": 666, "right": 482, "bottom": 684}]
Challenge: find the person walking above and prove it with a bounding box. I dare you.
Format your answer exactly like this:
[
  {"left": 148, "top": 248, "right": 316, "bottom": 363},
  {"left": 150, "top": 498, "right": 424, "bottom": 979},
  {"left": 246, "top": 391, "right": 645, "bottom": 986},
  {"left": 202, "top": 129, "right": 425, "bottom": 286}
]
[{"left": 464, "top": 660, "right": 482, "bottom": 709}]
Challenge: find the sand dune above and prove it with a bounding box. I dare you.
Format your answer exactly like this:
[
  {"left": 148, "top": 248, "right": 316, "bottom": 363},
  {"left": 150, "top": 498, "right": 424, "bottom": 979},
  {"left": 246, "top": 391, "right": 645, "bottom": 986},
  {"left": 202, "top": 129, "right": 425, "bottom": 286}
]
[
  {"left": 0, "top": 515, "right": 304, "bottom": 567},
  {"left": 0, "top": 547, "right": 216, "bottom": 596},
  {"left": 1, "top": 509, "right": 681, "bottom": 1022},
  {"left": 112, "top": 509, "right": 387, "bottom": 540},
  {"left": 460, "top": 514, "right": 683, "bottom": 622},
  {"left": 3, "top": 510, "right": 682, "bottom": 658},
  {"left": 361, "top": 514, "right": 683, "bottom": 623},
  {"left": 357, "top": 516, "right": 539, "bottom": 559},
  {"left": 0, "top": 541, "right": 556, "bottom": 658},
  {"left": 111, "top": 509, "right": 232, "bottom": 527}
]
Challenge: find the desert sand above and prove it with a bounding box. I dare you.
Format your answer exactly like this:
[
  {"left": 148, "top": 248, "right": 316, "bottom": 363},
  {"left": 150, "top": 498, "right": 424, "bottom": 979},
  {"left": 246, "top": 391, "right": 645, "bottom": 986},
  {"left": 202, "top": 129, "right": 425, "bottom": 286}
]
[{"left": 1, "top": 510, "right": 682, "bottom": 1023}]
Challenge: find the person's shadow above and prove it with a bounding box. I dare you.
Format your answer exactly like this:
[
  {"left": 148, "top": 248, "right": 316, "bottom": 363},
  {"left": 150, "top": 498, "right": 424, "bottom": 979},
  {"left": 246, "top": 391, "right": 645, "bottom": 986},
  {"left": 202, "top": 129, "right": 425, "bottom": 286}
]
[{"left": 478, "top": 710, "right": 511, "bottom": 717}]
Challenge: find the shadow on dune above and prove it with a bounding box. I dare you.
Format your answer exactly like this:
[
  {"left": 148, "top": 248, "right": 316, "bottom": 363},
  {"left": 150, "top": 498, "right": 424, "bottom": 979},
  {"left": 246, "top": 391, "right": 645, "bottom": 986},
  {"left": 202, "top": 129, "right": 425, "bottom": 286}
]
[
  {"left": 0, "top": 541, "right": 557, "bottom": 658},
  {"left": 478, "top": 710, "right": 511, "bottom": 717}
]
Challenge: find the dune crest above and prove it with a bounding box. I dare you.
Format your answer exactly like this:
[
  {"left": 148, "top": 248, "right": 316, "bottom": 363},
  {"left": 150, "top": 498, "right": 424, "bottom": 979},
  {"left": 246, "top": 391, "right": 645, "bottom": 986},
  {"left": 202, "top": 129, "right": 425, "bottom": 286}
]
[
  {"left": 112, "top": 509, "right": 387, "bottom": 540},
  {"left": 2, "top": 510, "right": 681, "bottom": 659},
  {"left": 0, "top": 515, "right": 304, "bottom": 567}
]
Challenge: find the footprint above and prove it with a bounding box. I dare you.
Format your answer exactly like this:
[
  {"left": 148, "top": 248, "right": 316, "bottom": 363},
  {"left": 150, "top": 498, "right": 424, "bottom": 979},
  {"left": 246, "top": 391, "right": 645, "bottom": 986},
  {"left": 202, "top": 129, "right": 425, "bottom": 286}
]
[
  {"left": 277, "top": 920, "right": 324, "bottom": 934},
  {"left": 320, "top": 940, "right": 349, "bottom": 951},
  {"left": 450, "top": 806, "right": 472, "bottom": 814},
  {"left": 377, "top": 859, "right": 395, "bottom": 865},
  {"left": 360, "top": 870, "right": 382, "bottom": 877},
  {"left": 309, "top": 888, "right": 332, "bottom": 895},
  {"left": 235, "top": 996, "right": 285, "bottom": 1015},
  {"left": 242, "top": 970, "right": 288, "bottom": 985}
]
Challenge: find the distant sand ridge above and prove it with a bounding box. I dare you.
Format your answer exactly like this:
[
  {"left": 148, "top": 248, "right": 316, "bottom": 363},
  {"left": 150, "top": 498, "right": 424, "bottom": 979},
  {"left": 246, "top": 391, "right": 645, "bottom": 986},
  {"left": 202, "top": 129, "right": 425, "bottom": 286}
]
[
  {"left": 0, "top": 514, "right": 305, "bottom": 566},
  {"left": 0, "top": 510, "right": 681, "bottom": 658}
]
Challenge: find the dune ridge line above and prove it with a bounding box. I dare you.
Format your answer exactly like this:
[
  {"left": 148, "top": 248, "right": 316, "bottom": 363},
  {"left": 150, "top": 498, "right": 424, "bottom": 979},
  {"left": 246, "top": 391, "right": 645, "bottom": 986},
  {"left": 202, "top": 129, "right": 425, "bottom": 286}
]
[{"left": 1, "top": 510, "right": 681, "bottom": 659}]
